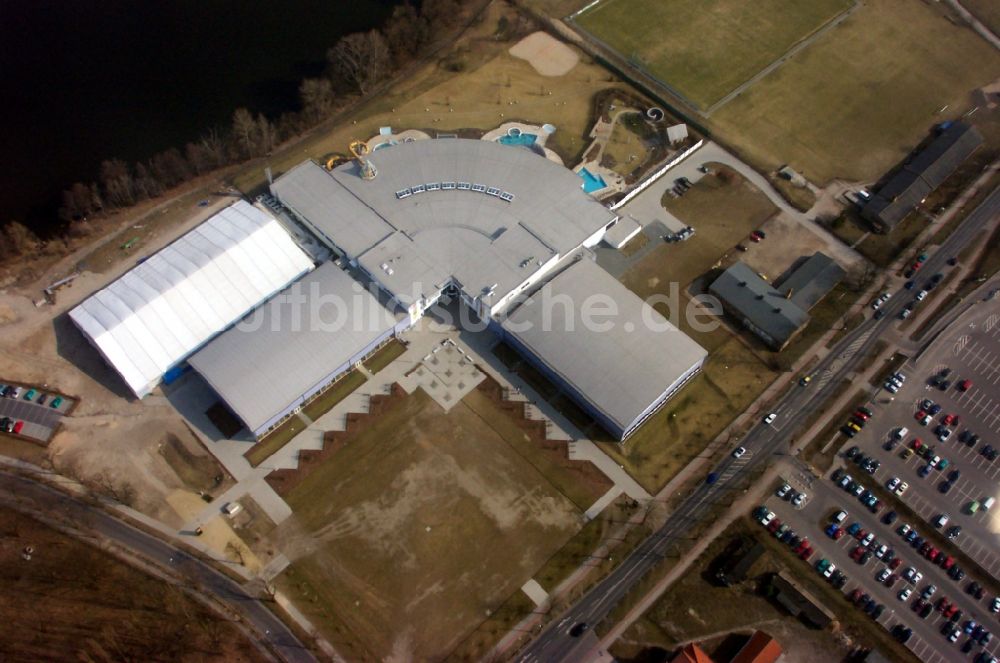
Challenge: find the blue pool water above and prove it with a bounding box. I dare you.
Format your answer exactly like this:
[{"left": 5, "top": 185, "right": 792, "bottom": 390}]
[
  {"left": 498, "top": 133, "right": 538, "bottom": 146},
  {"left": 578, "top": 167, "right": 607, "bottom": 193}
]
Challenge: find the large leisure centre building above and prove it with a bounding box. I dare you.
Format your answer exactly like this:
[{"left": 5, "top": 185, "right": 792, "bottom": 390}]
[{"left": 70, "top": 137, "right": 706, "bottom": 441}]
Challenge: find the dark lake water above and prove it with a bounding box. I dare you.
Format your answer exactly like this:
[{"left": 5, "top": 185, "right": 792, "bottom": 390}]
[{"left": 1, "top": 0, "right": 399, "bottom": 232}]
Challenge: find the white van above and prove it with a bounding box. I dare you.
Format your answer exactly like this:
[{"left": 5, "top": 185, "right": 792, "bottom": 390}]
[
  {"left": 222, "top": 502, "right": 242, "bottom": 517},
  {"left": 983, "top": 497, "right": 996, "bottom": 512}
]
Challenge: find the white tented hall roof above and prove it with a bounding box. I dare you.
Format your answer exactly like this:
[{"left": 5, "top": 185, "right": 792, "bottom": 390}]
[{"left": 69, "top": 200, "right": 314, "bottom": 398}]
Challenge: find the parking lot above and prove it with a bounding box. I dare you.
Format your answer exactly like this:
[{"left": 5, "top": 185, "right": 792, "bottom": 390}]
[
  {"left": 761, "top": 459, "right": 1000, "bottom": 663},
  {"left": 0, "top": 382, "right": 74, "bottom": 443},
  {"left": 834, "top": 299, "right": 1000, "bottom": 582}
]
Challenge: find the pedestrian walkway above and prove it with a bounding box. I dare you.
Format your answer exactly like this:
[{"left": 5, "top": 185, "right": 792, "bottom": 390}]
[{"left": 584, "top": 486, "right": 624, "bottom": 521}]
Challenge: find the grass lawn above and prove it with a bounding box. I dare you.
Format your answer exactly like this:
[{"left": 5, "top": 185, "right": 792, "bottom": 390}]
[
  {"left": 598, "top": 336, "right": 778, "bottom": 494},
  {"left": 245, "top": 414, "right": 306, "bottom": 467},
  {"left": 575, "top": 0, "right": 851, "bottom": 109},
  {"left": 627, "top": 166, "right": 778, "bottom": 292},
  {"left": 603, "top": 111, "right": 657, "bottom": 178},
  {"left": 362, "top": 338, "right": 407, "bottom": 374},
  {"left": 276, "top": 389, "right": 584, "bottom": 661},
  {"left": 830, "top": 211, "right": 926, "bottom": 268},
  {"left": 709, "top": 0, "right": 1000, "bottom": 184},
  {"left": 301, "top": 370, "right": 367, "bottom": 421},
  {"left": 771, "top": 175, "right": 817, "bottom": 212}
]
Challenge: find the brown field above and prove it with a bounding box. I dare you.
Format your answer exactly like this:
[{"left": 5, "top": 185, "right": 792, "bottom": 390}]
[
  {"left": 275, "top": 388, "right": 588, "bottom": 661},
  {"left": 0, "top": 507, "right": 264, "bottom": 662}
]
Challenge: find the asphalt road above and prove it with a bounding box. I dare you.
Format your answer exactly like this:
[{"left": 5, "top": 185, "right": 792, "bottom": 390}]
[
  {"left": 518, "top": 186, "right": 1000, "bottom": 662},
  {"left": 0, "top": 471, "right": 316, "bottom": 663}
]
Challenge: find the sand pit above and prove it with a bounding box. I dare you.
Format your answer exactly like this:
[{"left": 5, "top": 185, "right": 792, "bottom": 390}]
[{"left": 509, "top": 31, "right": 579, "bottom": 76}]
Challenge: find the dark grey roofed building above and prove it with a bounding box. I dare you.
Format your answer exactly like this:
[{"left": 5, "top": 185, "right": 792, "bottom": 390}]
[
  {"left": 862, "top": 122, "right": 984, "bottom": 232},
  {"left": 709, "top": 263, "right": 808, "bottom": 351},
  {"left": 500, "top": 259, "right": 707, "bottom": 440},
  {"left": 715, "top": 542, "right": 764, "bottom": 586},
  {"left": 710, "top": 252, "right": 844, "bottom": 351},
  {"left": 770, "top": 572, "right": 835, "bottom": 629},
  {"left": 779, "top": 253, "right": 846, "bottom": 310}
]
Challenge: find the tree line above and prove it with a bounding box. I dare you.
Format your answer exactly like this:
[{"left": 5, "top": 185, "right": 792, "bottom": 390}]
[{"left": 2, "top": 0, "right": 466, "bottom": 262}]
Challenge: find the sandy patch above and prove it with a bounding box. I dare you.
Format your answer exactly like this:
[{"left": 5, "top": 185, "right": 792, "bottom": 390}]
[{"left": 509, "top": 31, "right": 579, "bottom": 76}]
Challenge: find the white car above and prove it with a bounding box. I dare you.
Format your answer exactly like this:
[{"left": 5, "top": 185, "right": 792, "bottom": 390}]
[
  {"left": 760, "top": 511, "right": 775, "bottom": 527},
  {"left": 862, "top": 532, "right": 875, "bottom": 547},
  {"left": 732, "top": 446, "right": 747, "bottom": 458},
  {"left": 895, "top": 481, "right": 908, "bottom": 496},
  {"left": 877, "top": 567, "right": 891, "bottom": 582},
  {"left": 916, "top": 290, "right": 928, "bottom": 301},
  {"left": 823, "top": 563, "right": 836, "bottom": 578},
  {"left": 991, "top": 597, "right": 1000, "bottom": 613},
  {"left": 764, "top": 413, "right": 777, "bottom": 424},
  {"left": 792, "top": 492, "right": 806, "bottom": 507},
  {"left": 875, "top": 544, "right": 888, "bottom": 559},
  {"left": 886, "top": 477, "right": 900, "bottom": 491},
  {"left": 898, "top": 587, "right": 912, "bottom": 601},
  {"left": 776, "top": 483, "right": 792, "bottom": 498},
  {"left": 919, "top": 414, "right": 932, "bottom": 426}
]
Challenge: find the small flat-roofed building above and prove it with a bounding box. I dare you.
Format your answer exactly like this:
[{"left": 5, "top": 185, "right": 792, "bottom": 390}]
[
  {"left": 769, "top": 571, "right": 835, "bottom": 629},
  {"left": 862, "top": 122, "right": 983, "bottom": 232},
  {"left": 499, "top": 259, "right": 707, "bottom": 440},
  {"left": 68, "top": 200, "right": 314, "bottom": 398},
  {"left": 709, "top": 252, "right": 844, "bottom": 351},
  {"left": 188, "top": 262, "right": 400, "bottom": 437}
]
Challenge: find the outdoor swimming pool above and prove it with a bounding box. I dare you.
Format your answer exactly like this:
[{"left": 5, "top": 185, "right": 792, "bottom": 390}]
[
  {"left": 498, "top": 132, "right": 538, "bottom": 147},
  {"left": 578, "top": 167, "right": 607, "bottom": 193}
]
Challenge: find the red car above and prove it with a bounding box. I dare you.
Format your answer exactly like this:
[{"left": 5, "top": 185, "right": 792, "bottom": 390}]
[
  {"left": 833, "top": 528, "right": 846, "bottom": 540},
  {"left": 749, "top": 233, "right": 762, "bottom": 243},
  {"left": 854, "top": 528, "right": 867, "bottom": 541},
  {"left": 912, "top": 439, "right": 923, "bottom": 452},
  {"left": 959, "top": 379, "right": 972, "bottom": 392},
  {"left": 915, "top": 410, "right": 926, "bottom": 421},
  {"left": 851, "top": 546, "right": 866, "bottom": 561},
  {"left": 855, "top": 410, "right": 871, "bottom": 421},
  {"left": 795, "top": 538, "right": 811, "bottom": 554},
  {"left": 799, "top": 546, "right": 813, "bottom": 561},
  {"left": 937, "top": 597, "right": 951, "bottom": 612},
  {"left": 890, "top": 557, "right": 904, "bottom": 570},
  {"left": 943, "top": 413, "right": 957, "bottom": 426},
  {"left": 926, "top": 548, "right": 939, "bottom": 562},
  {"left": 12, "top": 420, "right": 23, "bottom": 434},
  {"left": 767, "top": 518, "right": 782, "bottom": 533},
  {"left": 940, "top": 555, "right": 955, "bottom": 570}
]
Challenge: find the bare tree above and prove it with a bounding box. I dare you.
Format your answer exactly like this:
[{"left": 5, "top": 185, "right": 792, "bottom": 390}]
[
  {"left": 231, "top": 108, "right": 258, "bottom": 159},
  {"left": 58, "top": 182, "right": 94, "bottom": 223},
  {"left": 299, "top": 77, "right": 336, "bottom": 122},
  {"left": 99, "top": 159, "right": 136, "bottom": 208},
  {"left": 2, "top": 221, "right": 40, "bottom": 257},
  {"left": 255, "top": 113, "right": 276, "bottom": 155},
  {"left": 382, "top": 3, "right": 429, "bottom": 66},
  {"left": 327, "top": 30, "right": 390, "bottom": 96}
]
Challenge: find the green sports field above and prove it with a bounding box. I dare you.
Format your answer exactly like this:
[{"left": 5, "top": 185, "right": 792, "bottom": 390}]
[{"left": 575, "top": 0, "right": 853, "bottom": 109}]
